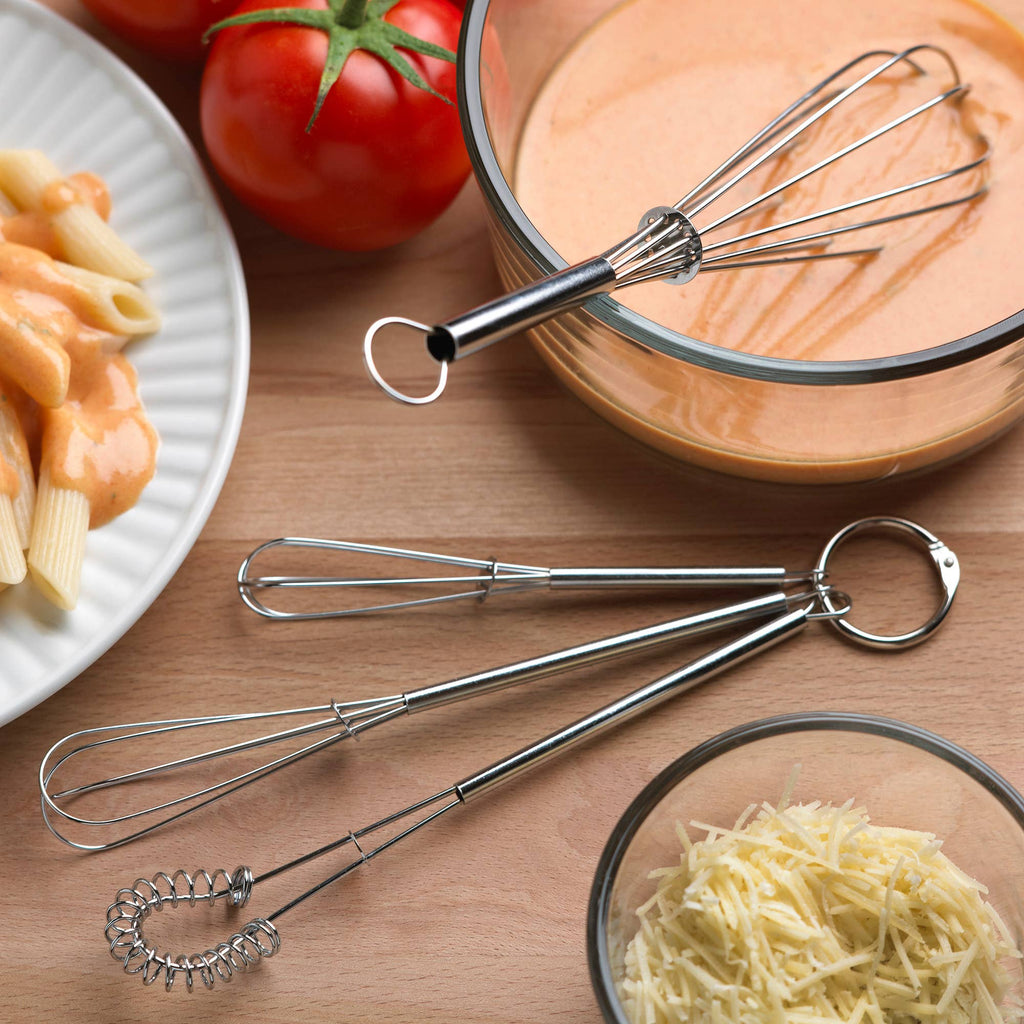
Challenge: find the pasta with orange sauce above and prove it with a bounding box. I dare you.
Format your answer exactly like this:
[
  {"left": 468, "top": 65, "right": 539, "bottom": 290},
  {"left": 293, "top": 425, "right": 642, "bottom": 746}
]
[{"left": 0, "top": 150, "right": 160, "bottom": 610}]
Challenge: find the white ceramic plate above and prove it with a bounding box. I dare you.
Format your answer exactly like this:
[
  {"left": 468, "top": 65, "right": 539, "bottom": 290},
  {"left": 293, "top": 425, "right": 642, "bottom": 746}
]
[{"left": 0, "top": 0, "right": 249, "bottom": 727}]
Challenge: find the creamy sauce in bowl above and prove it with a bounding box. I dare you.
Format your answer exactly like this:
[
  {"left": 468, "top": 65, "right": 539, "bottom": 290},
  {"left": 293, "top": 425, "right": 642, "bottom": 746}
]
[{"left": 514, "top": 0, "right": 1024, "bottom": 363}]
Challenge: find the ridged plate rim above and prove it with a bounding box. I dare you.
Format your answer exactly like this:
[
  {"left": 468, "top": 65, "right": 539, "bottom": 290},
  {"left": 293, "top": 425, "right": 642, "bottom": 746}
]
[{"left": 0, "top": 0, "right": 249, "bottom": 727}]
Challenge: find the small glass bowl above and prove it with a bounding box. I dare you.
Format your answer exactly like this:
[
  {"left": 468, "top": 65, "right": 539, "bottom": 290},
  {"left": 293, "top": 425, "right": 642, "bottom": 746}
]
[
  {"left": 586, "top": 712, "right": 1024, "bottom": 1024},
  {"left": 457, "top": 0, "right": 1024, "bottom": 484}
]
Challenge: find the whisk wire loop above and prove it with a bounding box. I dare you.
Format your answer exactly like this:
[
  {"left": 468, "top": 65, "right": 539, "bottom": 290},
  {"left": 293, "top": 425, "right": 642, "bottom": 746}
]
[
  {"left": 238, "top": 535, "right": 811, "bottom": 620},
  {"left": 686, "top": 46, "right": 962, "bottom": 228},
  {"left": 238, "top": 537, "right": 551, "bottom": 619},
  {"left": 105, "top": 866, "right": 274, "bottom": 992},
  {"left": 700, "top": 143, "right": 991, "bottom": 266},
  {"left": 675, "top": 49, "right": 935, "bottom": 213},
  {"left": 99, "top": 588, "right": 852, "bottom": 989}
]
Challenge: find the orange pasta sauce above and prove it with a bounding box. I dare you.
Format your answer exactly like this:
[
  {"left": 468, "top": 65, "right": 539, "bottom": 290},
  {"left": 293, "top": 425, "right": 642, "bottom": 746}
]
[
  {"left": 0, "top": 171, "right": 156, "bottom": 530},
  {"left": 515, "top": 0, "right": 1024, "bottom": 363},
  {"left": 1, "top": 171, "right": 109, "bottom": 255},
  {"left": 40, "top": 337, "right": 157, "bottom": 529}
]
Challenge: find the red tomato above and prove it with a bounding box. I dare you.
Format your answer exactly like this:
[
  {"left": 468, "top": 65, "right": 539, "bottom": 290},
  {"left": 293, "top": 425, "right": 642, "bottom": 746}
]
[
  {"left": 199, "top": 0, "right": 471, "bottom": 251},
  {"left": 80, "top": 0, "right": 236, "bottom": 61}
]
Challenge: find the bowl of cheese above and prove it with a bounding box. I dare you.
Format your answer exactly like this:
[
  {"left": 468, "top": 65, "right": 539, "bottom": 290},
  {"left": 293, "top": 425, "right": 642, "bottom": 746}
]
[{"left": 587, "top": 712, "right": 1024, "bottom": 1024}]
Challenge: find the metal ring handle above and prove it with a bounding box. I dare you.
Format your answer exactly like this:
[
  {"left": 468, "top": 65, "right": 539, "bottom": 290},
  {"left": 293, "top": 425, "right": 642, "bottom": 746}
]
[
  {"left": 814, "top": 516, "right": 959, "bottom": 649},
  {"left": 363, "top": 317, "right": 448, "bottom": 406}
]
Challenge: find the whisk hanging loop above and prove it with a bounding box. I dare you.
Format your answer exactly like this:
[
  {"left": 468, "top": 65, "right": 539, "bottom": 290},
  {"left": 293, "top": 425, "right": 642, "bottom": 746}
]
[{"left": 362, "top": 45, "right": 990, "bottom": 405}]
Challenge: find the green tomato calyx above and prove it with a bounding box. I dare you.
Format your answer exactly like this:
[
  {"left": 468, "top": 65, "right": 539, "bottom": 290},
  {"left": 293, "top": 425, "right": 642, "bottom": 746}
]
[{"left": 204, "top": 0, "right": 457, "bottom": 132}]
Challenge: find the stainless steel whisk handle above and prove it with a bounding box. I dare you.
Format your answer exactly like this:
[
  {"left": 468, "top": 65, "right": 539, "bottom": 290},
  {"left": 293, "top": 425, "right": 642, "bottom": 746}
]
[
  {"left": 101, "top": 514, "right": 960, "bottom": 991},
  {"left": 363, "top": 207, "right": 701, "bottom": 405},
  {"left": 103, "top": 599, "right": 822, "bottom": 993},
  {"left": 238, "top": 534, "right": 806, "bottom": 621},
  {"left": 363, "top": 256, "right": 617, "bottom": 405},
  {"left": 455, "top": 601, "right": 813, "bottom": 801},
  {"left": 364, "top": 44, "right": 989, "bottom": 407}
]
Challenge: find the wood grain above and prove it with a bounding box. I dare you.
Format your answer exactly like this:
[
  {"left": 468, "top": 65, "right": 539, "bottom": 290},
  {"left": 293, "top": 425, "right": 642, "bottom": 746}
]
[{"left": 2, "top": 5, "right": 1023, "bottom": 1022}]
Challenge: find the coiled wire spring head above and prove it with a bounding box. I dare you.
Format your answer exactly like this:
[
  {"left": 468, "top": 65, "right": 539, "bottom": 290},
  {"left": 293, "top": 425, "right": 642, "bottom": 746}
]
[{"left": 105, "top": 866, "right": 280, "bottom": 992}]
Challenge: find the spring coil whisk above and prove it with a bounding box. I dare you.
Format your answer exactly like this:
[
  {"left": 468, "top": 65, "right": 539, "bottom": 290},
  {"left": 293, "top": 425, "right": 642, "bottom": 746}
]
[{"left": 105, "top": 866, "right": 280, "bottom": 991}]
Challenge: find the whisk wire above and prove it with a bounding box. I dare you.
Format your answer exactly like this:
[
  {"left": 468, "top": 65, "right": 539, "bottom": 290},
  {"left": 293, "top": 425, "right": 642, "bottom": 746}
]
[
  {"left": 40, "top": 698, "right": 410, "bottom": 848},
  {"left": 702, "top": 139, "right": 989, "bottom": 264},
  {"left": 263, "top": 788, "right": 463, "bottom": 921},
  {"left": 674, "top": 49, "right": 934, "bottom": 213},
  {"left": 45, "top": 589, "right": 810, "bottom": 850},
  {"left": 685, "top": 46, "right": 960, "bottom": 225},
  {"left": 238, "top": 537, "right": 553, "bottom": 619}
]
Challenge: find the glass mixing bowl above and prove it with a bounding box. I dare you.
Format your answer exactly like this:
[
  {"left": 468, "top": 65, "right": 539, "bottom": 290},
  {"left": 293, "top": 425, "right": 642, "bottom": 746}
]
[
  {"left": 586, "top": 712, "right": 1024, "bottom": 1024},
  {"left": 457, "top": 0, "right": 1024, "bottom": 484}
]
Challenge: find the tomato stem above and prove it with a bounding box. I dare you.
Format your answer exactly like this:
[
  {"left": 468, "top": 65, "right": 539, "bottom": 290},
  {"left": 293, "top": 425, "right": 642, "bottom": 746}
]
[
  {"left": 205, "top": 1, "right": 458, "bottom": 134},
  {"left": 334, "top": 0, "right": 371, "bottom": 29}
]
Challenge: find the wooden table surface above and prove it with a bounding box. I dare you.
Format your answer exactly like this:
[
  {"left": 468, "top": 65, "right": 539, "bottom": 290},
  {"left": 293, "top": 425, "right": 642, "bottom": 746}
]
[{"left": 3, "top": 3, "right": 1023, "bottom": 1021}]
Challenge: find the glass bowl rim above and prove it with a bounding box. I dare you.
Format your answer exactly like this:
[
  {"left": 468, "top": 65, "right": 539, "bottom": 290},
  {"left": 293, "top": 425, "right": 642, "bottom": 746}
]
[
  {"left": 584, "top": 710, "right": 1024, "bottom": 1024},
  {"left": 456, "top": 2, "right": 1024, "bottom": 387}
]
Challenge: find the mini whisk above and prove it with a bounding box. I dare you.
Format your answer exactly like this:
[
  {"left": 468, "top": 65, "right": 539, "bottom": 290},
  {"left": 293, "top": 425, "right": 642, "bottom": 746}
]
[
  {"left": 236, "top": 536, "right": 823, "bottom": 620},
  {"left": 362, "top": 46, "right": 989, "bottom": 404},
  {"left": 96, "top": 519, "right": 959, "bottom": 990}
]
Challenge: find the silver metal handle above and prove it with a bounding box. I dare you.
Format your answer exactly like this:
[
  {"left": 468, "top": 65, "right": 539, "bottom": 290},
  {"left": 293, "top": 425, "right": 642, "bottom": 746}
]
[
  {"left": 426, "top": 256, "right": 617, "bottom": 362},
  {"left": 405, "top": 591, "right": 794, "bottom": 713},
  {"left": 455, "top": 603, "right": 810, "bottom": 802},
  {"left": 547, "top": 567, "right": 796, "bottom": 588},
  {"left": 363, "top": 256, "right": 616, "bottom": 405}
]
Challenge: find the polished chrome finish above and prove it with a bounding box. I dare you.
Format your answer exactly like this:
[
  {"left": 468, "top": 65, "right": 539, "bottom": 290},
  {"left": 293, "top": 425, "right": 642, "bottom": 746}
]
[
  {"left": 49, "top": 518, "right": 958, "bottom": 854},
  {"left": 364, "top": 45, "right": 990, "bottom": 404},
  {"left": 422, "top": 256, "right": 618, "bottom": 364},
  {"left": 94, "top": 515, "right": 961, "bottom": 988},
  {"left": 105, "top": 866, "right": 276, "bottom": 992},
  {"left": 102, "top": 592, "right": 831, "bottom": 990},
  {"left": 456, "top": 604, "right": 810, "bottom": 802},
  {"left": 237, "top": 535, "right": 812, "bottom": 620}
]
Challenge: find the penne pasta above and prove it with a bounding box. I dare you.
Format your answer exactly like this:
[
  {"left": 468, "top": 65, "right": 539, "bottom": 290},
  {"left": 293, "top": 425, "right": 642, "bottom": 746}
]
[
  {"left": 0, "top": 382, "right": 36, "bottom": 549},
  {"left": 0, "top": 148, "right": 161, "bottom": 611},
  {"left": 0, "top": 493, "right": 26, "bottom": 586},
  {"left": 0, "top": 149, "right": 153, "bottom": 281},
  {"left": 56, "top": 261, "right": 161, "bottom": 337},
  {"left": 27, "top": 466, "right": 89, "bottom": 611},
  {"left": 0, "top": 310, "right": 70, "bottom": 408}
]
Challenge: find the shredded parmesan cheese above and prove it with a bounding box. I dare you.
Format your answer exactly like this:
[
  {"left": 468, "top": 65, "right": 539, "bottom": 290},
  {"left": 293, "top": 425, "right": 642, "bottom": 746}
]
[{"left": 620, "top": 800, "right": 1022, "bottom": 1024}]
